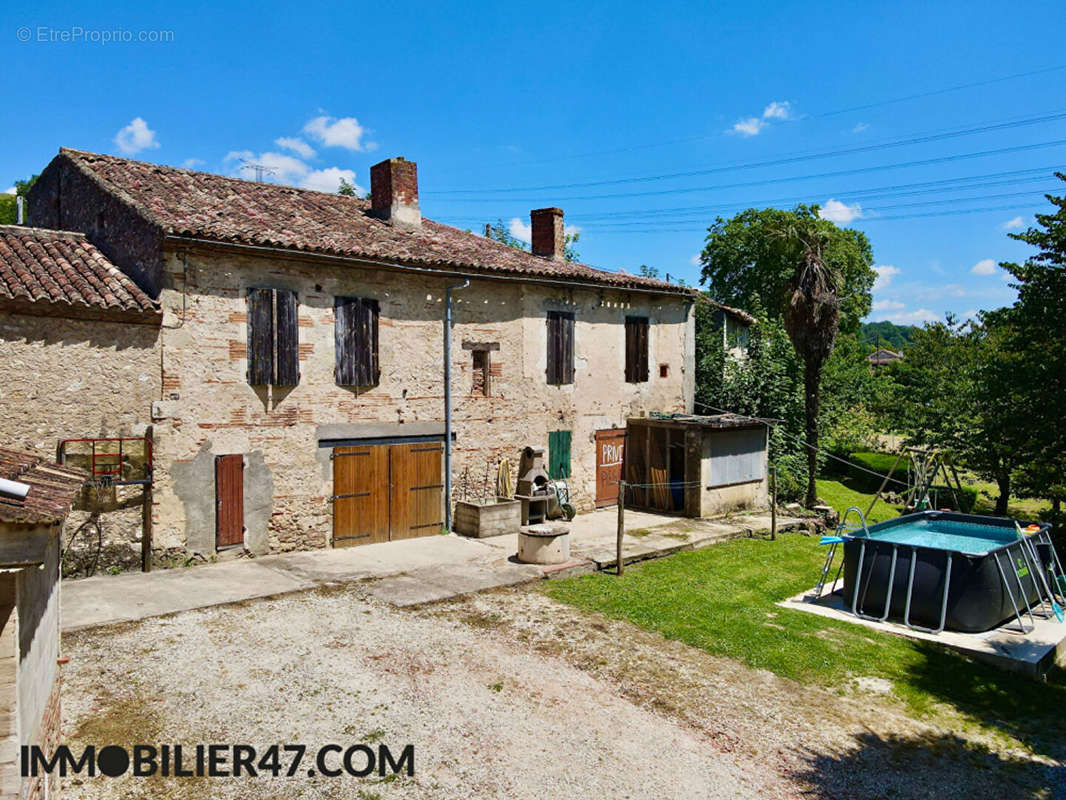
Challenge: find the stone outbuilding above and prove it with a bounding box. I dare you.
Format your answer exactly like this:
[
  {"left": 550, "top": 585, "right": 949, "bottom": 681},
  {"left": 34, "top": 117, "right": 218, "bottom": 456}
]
[
  {"left": 3, "top": 149, "right": 697, "bottom": 564},
  {"left": 0, "top": 448, "right": 87, "bottom": 800}
]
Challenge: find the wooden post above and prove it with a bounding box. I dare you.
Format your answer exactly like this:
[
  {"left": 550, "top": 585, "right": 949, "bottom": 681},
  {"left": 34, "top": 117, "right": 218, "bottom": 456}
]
[
  {"left": 616, "top": 480, "right": 625, "bottom": 576},
  {"left": 141, "top": 482, "right": 153, "bottom": 573},
  {"left": 770, "top": 465, "right": 777, "bottom": 541}
]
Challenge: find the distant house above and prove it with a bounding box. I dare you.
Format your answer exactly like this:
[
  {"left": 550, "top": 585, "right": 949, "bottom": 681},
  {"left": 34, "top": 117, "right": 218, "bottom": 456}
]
[
  {"left": 867, "top": 347, "right": 903, "bottom": 367},
  {"left": 706, "top": 300, "right": 756, "bottom": 359}
]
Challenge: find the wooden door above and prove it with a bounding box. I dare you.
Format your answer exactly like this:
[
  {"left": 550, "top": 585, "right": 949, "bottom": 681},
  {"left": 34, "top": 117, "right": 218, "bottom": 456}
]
[
  {"left": 595, "top": 428, "right": 627, "bottom": 507},
  {"left": 332, "top": 445, "right": 389, "bottom": 547},
  {"left": 215, "top": 454, "right": 245, "bottom": 549},
  {"left": 389, "top": 442, "right": 444, "bottom": 540}
]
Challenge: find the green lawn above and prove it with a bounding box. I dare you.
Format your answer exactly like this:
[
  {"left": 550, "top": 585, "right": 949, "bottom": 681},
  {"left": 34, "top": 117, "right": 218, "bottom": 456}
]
[
  {"left": 815, "top": 478, "right": 901, "bottom": 524},
  {"left": 543, "top": 534, "right": 1066, "bottom": 758}
]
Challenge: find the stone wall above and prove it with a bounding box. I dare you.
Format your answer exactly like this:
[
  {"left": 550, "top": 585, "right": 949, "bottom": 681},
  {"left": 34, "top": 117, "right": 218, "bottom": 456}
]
[{"left": 149, "top": 243, "right": 694, "bottom": 555}]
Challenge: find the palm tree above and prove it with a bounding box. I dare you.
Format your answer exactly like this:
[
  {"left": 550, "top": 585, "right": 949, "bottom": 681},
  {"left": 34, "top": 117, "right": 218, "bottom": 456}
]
[{"left": 775, "top": 223, "right": 841, "bottom": 507}]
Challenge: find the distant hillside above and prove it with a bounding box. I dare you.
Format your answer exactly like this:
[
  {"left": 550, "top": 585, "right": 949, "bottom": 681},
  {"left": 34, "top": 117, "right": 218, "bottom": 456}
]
[{"left": 859, "top": 321, "right": 920, "bottom": 350}]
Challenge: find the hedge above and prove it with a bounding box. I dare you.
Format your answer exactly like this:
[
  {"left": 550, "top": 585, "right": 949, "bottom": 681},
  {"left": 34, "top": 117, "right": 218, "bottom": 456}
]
[{"left": 829, "top": 451, "right": 977, "bottom": 512}]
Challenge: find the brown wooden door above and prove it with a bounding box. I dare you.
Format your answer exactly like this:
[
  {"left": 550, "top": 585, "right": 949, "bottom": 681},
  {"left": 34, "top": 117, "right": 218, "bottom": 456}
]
[
  {"left": 332, "top": 445, "right": 390, "bottom": 547},
  {"left": 215, "top": 454, "right": 245, "bottom": 549},
  {"left": 389, "top": 442, "right": 444, "bottom": 540},
  {"left": 595, "top": 428, "right": 627, "bottom": 507}
]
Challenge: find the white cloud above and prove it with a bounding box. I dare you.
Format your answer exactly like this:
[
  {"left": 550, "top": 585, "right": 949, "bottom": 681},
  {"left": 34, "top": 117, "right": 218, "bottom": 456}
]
[
  {"left": 873, "top": 307, "right": 940, "bottom": 325},
  {"left": 872, "top": 299, "right": 905, "bottom": 312},
  {"left": 852, "top": 122, "right": 869, "bottom": 133},
  {"left": 872, "top": 264, "right": 900, "bottom": 291},
  {"left": 301, "top": 167, "right": 360, "bottom": 194},
  {"left": 3, "top": 187, "right": 14, "bottom": 195},
  {"left": 689, "top": 253, "right": 701, "bottom": 266},
  {"left": 762, "top": 101, "right": 791, "bottom": 120},
  {"left": 819, "top": 199, "right": 863, "bottom": 224},
  {"left": 303, "top": 116, "right": 372, "bottom": 151},
  {"left": 509, "top": 217, "right": 531, "bottom": 243},
  {"left": 970, "top": 258, "right": 996, "bottom": 275},
  {"left": 730, "top": 117, "right": 766, "bottom": 137},
  {"left": 275, "top": 137, "right": 316, "bottom": 159},
  {"left": 1000, "top": 216, "right": 1025, "bottom": 231},
  {"left": 114, "top": 117, "right": 159, "bottom": 155},
  {"left": 181, "top": 158, "right": 205, "bottom": 169},
  {"left": 224, "top": 150, "right": 315, "bottom": 185},
  {"left": 962, "top": 309, "right": 979, "bottom": 319}
]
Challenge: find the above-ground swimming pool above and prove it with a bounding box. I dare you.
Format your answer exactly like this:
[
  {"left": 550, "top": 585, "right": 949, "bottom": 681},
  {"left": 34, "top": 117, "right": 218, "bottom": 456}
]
[{"left": 840, "top": 511, "right": 1056, "bottom": 633}]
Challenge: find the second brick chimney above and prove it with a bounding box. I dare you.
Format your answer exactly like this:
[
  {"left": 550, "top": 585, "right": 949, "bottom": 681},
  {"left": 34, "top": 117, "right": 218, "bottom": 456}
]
[
  {"left": 530, "top": 207, "right": 565, "bottom": 260},
  {"left": 370, "top": 157, "right": 421, "bottom": 228}
]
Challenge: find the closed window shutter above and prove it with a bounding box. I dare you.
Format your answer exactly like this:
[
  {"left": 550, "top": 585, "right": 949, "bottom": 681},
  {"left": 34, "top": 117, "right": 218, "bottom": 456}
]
[
  {"left": 548, "top": 430, "right": 572, "bottom": 479},
  {"left": 625, "top": 316, "right": 649, "bottom": 383},
  {"left": 335, "top": 296, "right": 380, "bottom": 387},
  {"left": 275, "top": 289, "right": 300, "bottom": 385},
  {"left": 247, "top": 287, "right": 274, "bottom": 385},
  {"left": 547, "top": 311, "right": 575, "bottom": 385}
]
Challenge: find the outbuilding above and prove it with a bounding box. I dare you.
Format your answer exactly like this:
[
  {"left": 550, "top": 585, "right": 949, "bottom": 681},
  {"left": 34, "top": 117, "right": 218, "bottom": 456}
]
[
  {"left": 624, "top": 414, "right": 770, "bottom": 517},
  {"left": 0, "top": 448, "right": 86, "bottom": 800}
]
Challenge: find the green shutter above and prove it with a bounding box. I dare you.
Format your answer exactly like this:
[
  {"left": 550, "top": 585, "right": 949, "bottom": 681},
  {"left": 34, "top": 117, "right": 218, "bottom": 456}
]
[{"left": 548, "top": 430, "right": 572, "bottom": 479}]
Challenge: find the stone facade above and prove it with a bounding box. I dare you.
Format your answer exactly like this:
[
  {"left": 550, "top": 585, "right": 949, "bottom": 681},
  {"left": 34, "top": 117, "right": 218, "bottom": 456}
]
[{"left": 147, "top": 243, "right": 694, "bottom": 555}]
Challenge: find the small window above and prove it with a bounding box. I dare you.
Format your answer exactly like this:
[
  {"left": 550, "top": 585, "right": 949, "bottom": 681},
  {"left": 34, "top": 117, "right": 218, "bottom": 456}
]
[
  {"left": 472, "top": 350, "right": 490, "bottom": 396},
  {"left": 659, "top": 363, "right": 669, "bottom": 378},
  {"left": 247, "top": 287, "right": 299, "bottom": 386},
  {"left": 625, "top": 316, "right": 649, "bottom": 383},
  {"left": 546, "top": 311, "right": 575, "bottom": 385},
  {"left": 335, "top": 296, "right": 380, "bottom": 387}
]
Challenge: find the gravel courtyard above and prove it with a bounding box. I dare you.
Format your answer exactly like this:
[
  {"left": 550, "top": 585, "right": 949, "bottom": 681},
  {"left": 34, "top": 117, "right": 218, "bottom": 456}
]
[{"left": 61, "top": 583, "right": 1061, "bottom": 799}]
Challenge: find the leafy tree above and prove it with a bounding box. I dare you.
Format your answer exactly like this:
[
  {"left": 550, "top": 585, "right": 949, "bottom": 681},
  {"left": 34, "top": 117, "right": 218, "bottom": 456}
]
[
  {"left": 0, "top": 175, "right": 38, "bottom": 225},
  {"left": 858, "top": 321, "right": 919, "bottom": 351},
  {"left": 483, "top": 219, "right": 581, "bottom": 262},
  {"left": 987, "top": 173, "right": 1066, "bottom": 517},
  {"left": 639, "top": 264, "right": 660, "bottom": 279},
  {"left": 889, "top": 316, "right": 1022, "bottom": 514},
  {"left": 337, "top": 178, "right": 358, "bottom": 196},
  {"left": 698, "top": 205, "right": 874, "bottom": 333}
]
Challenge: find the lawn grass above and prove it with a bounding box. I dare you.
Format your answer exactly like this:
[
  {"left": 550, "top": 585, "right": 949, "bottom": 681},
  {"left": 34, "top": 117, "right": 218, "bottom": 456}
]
[
  {"left": 815, "top": 479, "right": 901, "bottom": 524},
  {"left": 543, "top": 534, "right": 1066, "bottom": 757}
]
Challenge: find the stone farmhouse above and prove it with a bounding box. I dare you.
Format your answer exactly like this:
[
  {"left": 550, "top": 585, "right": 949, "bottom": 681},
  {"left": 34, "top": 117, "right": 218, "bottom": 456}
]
[{"left": 0, "top": 148, "right": 697, "bottom": 560}]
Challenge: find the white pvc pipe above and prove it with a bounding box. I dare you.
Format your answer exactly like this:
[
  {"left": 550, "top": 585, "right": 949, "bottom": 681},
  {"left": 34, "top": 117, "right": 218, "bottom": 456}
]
[{"left": 0, "top": 478, "right": 30, "bottom": 500}]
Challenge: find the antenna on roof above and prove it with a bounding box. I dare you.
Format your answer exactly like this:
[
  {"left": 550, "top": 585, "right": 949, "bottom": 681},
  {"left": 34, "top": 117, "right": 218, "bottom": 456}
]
[{"left": 240, "top": 162, "right": 276, "bottom": 182}]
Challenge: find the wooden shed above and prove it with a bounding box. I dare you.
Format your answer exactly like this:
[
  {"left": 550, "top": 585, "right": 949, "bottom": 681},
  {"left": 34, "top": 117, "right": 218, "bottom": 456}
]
[{"left": 624, "top": 414, "right": 770, "bottom": 517}]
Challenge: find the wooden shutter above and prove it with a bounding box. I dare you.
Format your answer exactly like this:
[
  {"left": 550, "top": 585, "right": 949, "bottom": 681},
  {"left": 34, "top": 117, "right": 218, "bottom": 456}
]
[
  {"left": 625, "top": 316, "right": 649, "bottom": 383},
  {"left": 335, "top": 296, "right": 380, "bottom": 387},
  {"left": 247, "top": 288, "right": 274, "bottom": 385},
  {"left": 548, "top": 430, "right": 572, "bottom": 479},
  {"left": 547, "top": 311, "right": 575, "bottom": 385},
  {"left": 275, "top": 289, "right": 300, "bottom": 386}
]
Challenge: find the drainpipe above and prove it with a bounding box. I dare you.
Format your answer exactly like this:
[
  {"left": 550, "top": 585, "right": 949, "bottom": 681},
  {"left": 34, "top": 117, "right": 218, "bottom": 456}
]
[{"left": 444, "top": 278, "right": 470, "bottom": 532}]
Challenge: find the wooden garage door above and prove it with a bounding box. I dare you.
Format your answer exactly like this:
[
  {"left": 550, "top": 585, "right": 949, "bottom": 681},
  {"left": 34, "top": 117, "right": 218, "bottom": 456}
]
[
  {"left": 331, "top": 442, "right": 443, "bottom": 546},
  {"left": 332, "top": 445, "right": 390, "bottom": 547},
  {"left": 389, "top": 442, "right": 444, "bottom": 540},
  {"left": 595, "top": 428, "right": 627, "bottom": 507},
  {"left": 215, "top": 454, "right": 245, "bottom": 549}
]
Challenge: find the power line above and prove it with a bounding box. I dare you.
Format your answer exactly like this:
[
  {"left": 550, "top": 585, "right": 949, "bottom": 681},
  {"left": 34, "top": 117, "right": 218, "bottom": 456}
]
[
  {"left": 430, "top": 63, "right": 1066, "bottom": 175},
  {"left": 434, "top": 170, "right": 1061, "bottom": 226},
  {"left": 436, "top": 139, "right": 1066, "bottom": 203},
  {"left": 429, "top": 110, "right": 1066, "bottom": 194}
]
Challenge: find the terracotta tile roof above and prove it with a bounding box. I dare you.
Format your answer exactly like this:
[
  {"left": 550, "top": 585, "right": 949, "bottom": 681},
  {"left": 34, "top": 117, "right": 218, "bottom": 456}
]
[
  {"left": 60, "top": 149, "right": 693, "bottom": 296},
  {"left": 0, "top": 224, "right": 159, "bottom": 316},
  {"left": 0, "top": 448, "right": 87, "bottom": 526}
]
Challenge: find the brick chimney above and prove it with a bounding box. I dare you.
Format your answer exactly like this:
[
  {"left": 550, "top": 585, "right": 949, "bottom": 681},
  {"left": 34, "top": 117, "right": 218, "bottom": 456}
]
[
  {"left": 370, "top": 157, "right": 421, "bottom": 228},
  {"left": 531, "top": 207, "right": 565, "bottom": 260}
]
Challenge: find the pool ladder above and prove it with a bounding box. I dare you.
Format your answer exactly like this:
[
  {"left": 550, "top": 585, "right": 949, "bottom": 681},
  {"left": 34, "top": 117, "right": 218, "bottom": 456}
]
[{"left": 813, "top": 508, "right": 1066, "bottom": 636}]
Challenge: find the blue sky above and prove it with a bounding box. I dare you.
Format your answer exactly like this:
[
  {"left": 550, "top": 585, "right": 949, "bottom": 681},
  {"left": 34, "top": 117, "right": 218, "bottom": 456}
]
[{"left": 3, "top": 0, "right": 1064, "bottom": 324}]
